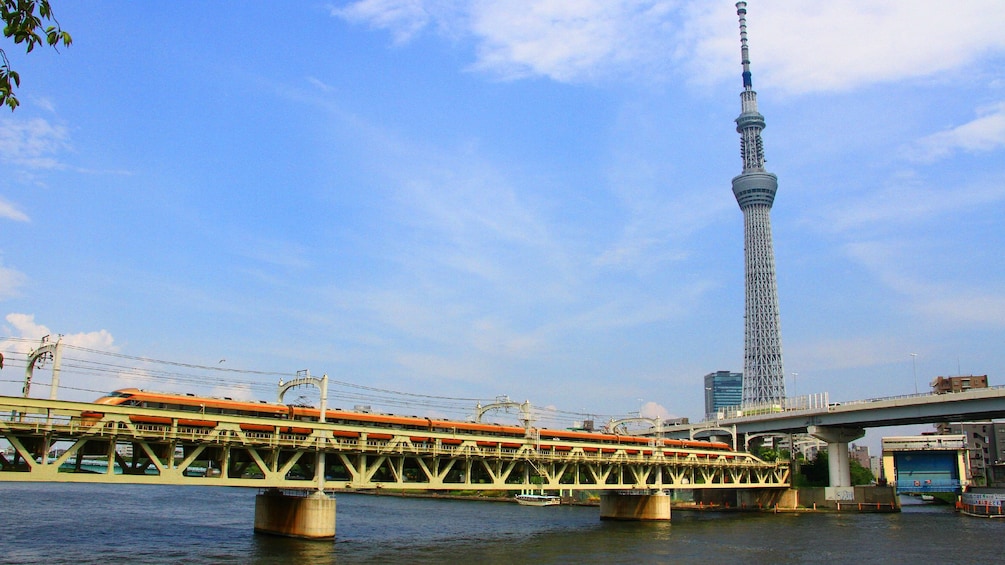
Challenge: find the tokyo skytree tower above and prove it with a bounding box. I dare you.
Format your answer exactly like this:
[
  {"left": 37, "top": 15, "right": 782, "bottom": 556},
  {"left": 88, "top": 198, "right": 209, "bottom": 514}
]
[{"left": 731, "top": 2, "right": 785, "bottom": 406}]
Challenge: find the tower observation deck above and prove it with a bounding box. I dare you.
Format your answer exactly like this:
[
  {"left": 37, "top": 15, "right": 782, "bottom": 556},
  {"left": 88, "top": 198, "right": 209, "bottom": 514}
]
[{"left": 731, "top": 2, "right": 785, "bottom": 406}]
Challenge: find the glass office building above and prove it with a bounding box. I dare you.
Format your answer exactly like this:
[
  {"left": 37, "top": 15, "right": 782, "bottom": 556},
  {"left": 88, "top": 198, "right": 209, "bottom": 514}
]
[{"left": 704, "top": 370, "right": 743, "bottom": 419}]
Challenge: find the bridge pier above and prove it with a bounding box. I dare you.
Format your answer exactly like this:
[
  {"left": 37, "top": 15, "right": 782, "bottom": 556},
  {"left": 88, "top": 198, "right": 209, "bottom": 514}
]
[
  {"left": 808, "top": 425, "right": 865, "bottom": 499},
  {"left": 253, "top": 489, "right": 336, "bottom": 539},
  {"left": 599, "top": 491, "right": 671, "bottom": 521}
]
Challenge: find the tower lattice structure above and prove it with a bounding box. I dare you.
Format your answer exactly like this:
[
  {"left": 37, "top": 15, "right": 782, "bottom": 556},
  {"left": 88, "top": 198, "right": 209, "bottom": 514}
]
[{"left": 731, "top": 2, "right": 785, "bottom": 407}]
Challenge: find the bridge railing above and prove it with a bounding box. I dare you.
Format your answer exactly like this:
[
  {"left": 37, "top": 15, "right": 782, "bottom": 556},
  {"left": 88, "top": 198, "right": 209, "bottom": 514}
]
[
  {"left": 831, "top": 384, "right": 1005, "bottom": 409},
  {"left": 710, "top": 393, "right": 830, "bottom": 421}
]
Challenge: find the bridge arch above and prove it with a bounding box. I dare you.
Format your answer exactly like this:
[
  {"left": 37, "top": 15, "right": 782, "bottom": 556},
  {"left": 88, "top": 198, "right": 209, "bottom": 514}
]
[
  {"left": 606, "top": 417, "right": 662, "bottom": 444},
  {"left": 23, "top": 335, "right": 62, "bottom": 400},
  {"left": 690, "top": 425, "right": 738, "bottom": 450},
  {"left": 277, "top": 370, "right": 328, "bottom": 423},
  {"left": 475, "top": 396, "right": 535, "bottom": 430},
  {"left": 744, "top": 432, "right": 792, "bottom": 453}
]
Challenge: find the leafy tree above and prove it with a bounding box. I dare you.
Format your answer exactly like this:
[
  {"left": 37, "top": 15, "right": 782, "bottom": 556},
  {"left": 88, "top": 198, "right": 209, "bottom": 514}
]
[
  {"left": 1, "top": 0, "right": 72, "bottom": 111},
  {"left": 849, "top": 457, "right": 875, "bottom": 486},
  {"left": 793, "top": 450, "right": 876, "bottom": 487},
  {"left": 795, "top": 452, "right": 830, "bottom": 487}
]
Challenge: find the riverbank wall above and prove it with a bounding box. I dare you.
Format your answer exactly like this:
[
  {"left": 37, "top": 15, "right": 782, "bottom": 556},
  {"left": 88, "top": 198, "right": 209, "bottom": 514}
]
[{"left": 689, "top": 486, "right": 900, "bottom": 512}]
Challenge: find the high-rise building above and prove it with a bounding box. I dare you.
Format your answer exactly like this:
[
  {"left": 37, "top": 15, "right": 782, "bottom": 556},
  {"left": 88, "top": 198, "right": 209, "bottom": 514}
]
[
  {"left": 732, "top": 2, "right": 785, "bottom": 406},
  {"left": 936, "top": 421, "right": 1003, "bottom": 487},
  {"left": 704, "top": 370, "right": 743, "bottom": 419}
]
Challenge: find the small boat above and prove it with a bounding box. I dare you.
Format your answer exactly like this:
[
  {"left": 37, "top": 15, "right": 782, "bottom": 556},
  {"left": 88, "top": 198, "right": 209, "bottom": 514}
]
[{"left": 515, "top": 493, "right": 562, "bottom": 506}]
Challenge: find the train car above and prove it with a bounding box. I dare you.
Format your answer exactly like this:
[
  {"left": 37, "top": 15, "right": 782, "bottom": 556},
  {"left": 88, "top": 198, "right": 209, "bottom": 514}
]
[
  {"left": 86, "top": 388, "right": 735, "bottom": 454},
  {"left": 88, "top": 388, "right": 292, "bottom": 431}
]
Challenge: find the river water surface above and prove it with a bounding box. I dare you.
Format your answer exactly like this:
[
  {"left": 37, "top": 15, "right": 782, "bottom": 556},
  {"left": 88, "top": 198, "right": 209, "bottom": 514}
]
[{"left": 1, "top": 483, "right": 999, "bottom": 564}]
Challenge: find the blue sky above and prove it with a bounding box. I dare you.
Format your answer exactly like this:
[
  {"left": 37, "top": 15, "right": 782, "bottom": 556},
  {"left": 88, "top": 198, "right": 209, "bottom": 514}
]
[{"left": 2, "top": 1, "right": 1004, "bottom": 448}]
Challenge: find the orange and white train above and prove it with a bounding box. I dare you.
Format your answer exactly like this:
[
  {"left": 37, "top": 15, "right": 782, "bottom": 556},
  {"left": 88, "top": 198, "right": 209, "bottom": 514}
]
[{"left": 85, "top": 388, "right": 734, "bottom": 456}]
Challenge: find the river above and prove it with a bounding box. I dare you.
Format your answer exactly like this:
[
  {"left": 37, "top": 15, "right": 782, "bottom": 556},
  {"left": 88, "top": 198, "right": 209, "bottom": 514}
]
[{"left": 0, "top": 483, "right": 998, "bottom": 564}]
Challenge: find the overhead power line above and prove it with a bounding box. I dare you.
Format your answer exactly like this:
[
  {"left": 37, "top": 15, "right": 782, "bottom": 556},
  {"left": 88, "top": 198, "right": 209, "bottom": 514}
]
[{"left": 1, "top": 342, "right": 621, "bottom": 424}]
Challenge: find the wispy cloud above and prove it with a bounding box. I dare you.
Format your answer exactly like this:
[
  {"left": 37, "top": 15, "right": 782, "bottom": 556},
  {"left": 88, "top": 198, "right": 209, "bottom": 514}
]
[
  {"left": 466, "top": 1, "right": 677, "bottom": 82},
  {"left": 0, "top": 264, "right": 28, "bottom": 300},
  {"left": 790, "top": 335, "right": 912, "bottom": 372},
  {"left": 332, "top": 1, "right": 684, "bottom": 83},
  {"left": 912, "top": 101, "right": 1005, "bottom": 162},
  {"left": 332, "top": 0, "right": 433, "bottom": 44},
  {"left": 844, "top": 240, "right": 1005, "bottom": 329},
  {"left": 803, "top": 174, "right": 1005, "bottom": 235},
  {"left": 332, "top": 1, "right": 1005, "bottom": 93},
  {"left": 0, "top": 198, "right": 30, "bottom": 222},
  {"left": 0, "top": 117, "right": 70, "bottom": 171}
]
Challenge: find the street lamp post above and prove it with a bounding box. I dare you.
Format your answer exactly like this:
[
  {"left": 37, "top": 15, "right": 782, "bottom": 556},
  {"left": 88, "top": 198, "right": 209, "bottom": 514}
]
[{"left": 911, "top": 353, "right": 918, "bottom": 394}]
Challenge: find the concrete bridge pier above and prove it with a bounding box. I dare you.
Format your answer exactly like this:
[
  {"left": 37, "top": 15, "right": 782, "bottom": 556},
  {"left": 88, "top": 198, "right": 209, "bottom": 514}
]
[
  {"left": 253, "top": 489, "right": 336, "bottom": 539},
  {"left": 599, "top": 491, "right": 671, "bottom": 521},
  {"left": 808, "top": 425, "right": 865, "bottom": 497}
]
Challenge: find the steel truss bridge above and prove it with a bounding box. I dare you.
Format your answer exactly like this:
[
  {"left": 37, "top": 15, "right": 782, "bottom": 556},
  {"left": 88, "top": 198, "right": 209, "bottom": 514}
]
[{"left": 0, "top": 396, "right": 789, "bottom": 492}]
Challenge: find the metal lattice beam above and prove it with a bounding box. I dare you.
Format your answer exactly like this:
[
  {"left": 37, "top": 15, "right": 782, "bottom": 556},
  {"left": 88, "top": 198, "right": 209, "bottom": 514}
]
[{"left": 0, "top": 396, "right": 789, "bottom": 491}]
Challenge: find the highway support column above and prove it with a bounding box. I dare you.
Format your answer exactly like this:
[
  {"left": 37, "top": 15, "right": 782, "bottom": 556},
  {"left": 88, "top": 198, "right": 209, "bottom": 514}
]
[
  {"left": 254, "top": 489, "right": 336, "bottom": 539},
  {"left": 808, "top": 425, "right": 865, "bottom": 500},
  {"left": 599, "top": 491, "right": 671, "bottom": 521}
]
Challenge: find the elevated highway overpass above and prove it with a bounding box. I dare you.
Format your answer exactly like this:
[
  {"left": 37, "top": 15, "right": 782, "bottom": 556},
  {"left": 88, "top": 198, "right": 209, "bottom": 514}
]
[
  {"left": 665, "top": 386, "right": 1005, "bottom": 499},
  {"left": 670, "top": 386, "right": 1005, "bottom": 438}
]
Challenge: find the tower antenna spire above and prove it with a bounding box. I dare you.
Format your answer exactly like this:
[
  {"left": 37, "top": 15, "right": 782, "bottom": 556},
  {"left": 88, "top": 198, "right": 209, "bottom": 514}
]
[{"left": 737, "top": 1, "right": 752, "bottom": 89}]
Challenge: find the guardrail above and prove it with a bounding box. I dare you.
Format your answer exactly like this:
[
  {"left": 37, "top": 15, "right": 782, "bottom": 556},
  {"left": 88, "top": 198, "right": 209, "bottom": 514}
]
[{"left": 896, "top": 479, "right": 962, "bottom": 493}]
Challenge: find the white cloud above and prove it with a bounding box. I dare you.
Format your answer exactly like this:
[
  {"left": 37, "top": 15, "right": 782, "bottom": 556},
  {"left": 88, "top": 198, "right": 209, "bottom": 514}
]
[
  {"left": 805, "top": 174, "right": 1005, "bottom": 234},
  {"left": 4, "top": 313, "right": 116, "bottom": 351},
  {"left": 0, "top": 198, "right": 30, "bottom": 222},
  {"left": 640, "top": 400, "right": 671, "bottom": 420},
  {"left": 332, "top": 0, "right": 432, "bottom": 44},
  {"left": 0, "top": 117, "right": 70, "bottom": 170},
  {"left": 467, "top": 1, "right": 677, "bottom": 82},
  {"left": 2, "top": 314, "right": 122, "bottom": 400},
  {"left": 333, "top": 1, "right": 1005, "bottom": 93},
  {"left": 690, "top": 1, "right": 1005, "bottom": 94},
  {"left": 912, "top": 101, "right": 1005, "bottom": 162}
]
